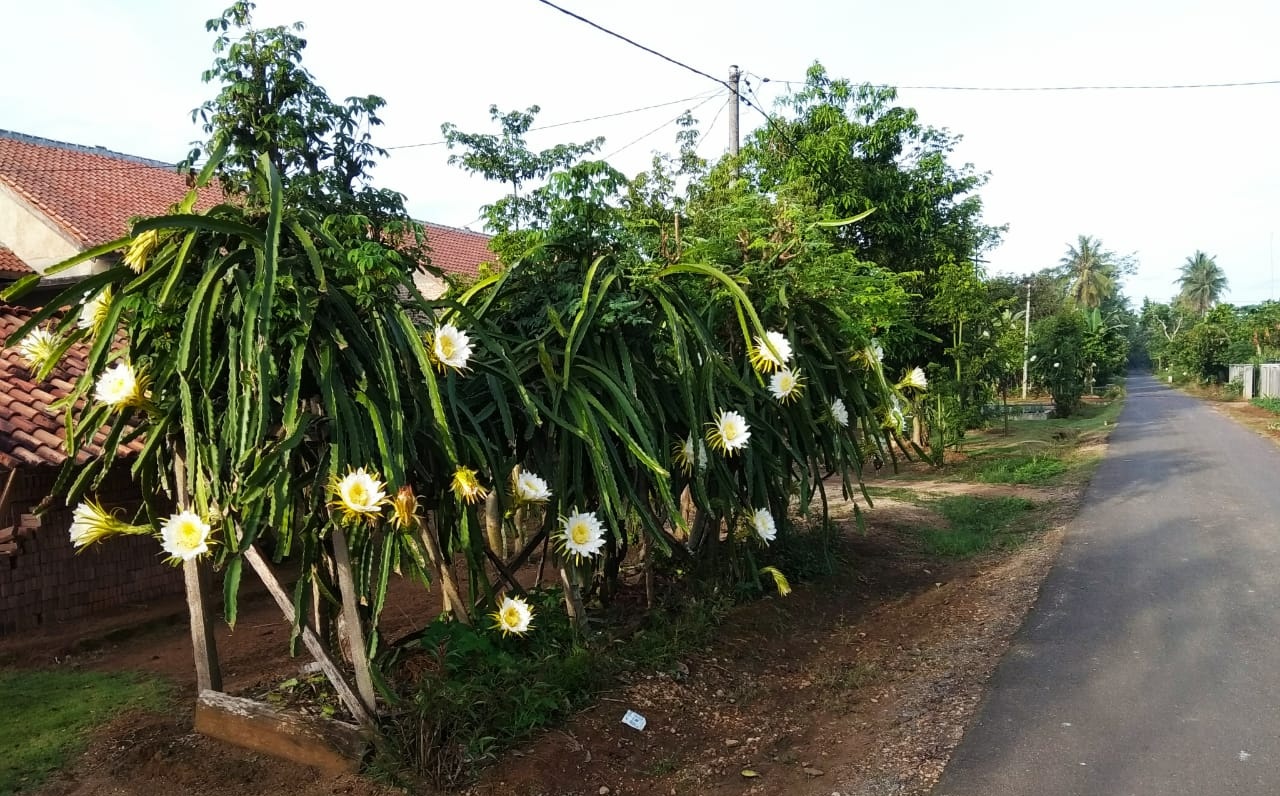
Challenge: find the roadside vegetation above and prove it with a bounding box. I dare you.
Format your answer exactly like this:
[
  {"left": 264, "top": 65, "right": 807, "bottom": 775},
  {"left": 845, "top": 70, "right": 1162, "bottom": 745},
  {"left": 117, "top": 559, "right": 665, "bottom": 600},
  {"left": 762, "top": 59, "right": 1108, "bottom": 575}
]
[{"left": 2, "top": 2, "right": 1131, "bottom": 792}]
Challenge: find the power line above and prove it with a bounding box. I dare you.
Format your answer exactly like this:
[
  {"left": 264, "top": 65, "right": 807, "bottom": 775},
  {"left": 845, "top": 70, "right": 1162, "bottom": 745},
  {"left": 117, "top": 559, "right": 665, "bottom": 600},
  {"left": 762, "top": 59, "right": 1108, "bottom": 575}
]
[
  {"left": 753, "top": 74, "right": 1280, "bottom": 92},
  {"left": 696, "top": 95, "right": 734, "bottom": 155},
  {"left": 525, "top": 0, "right": 826, "bottom": 176},
  {"left": 531, "top": 0, "right": 732, "bottom": 91},
  {"left": 602, "top": 93, "right": 723, "bottom": 160},
  {"left": 3, "top": 93, "right": 724, "bottom": 174},
  {"left": 385, "top": 90, "right": 720, "bottom": 151}
]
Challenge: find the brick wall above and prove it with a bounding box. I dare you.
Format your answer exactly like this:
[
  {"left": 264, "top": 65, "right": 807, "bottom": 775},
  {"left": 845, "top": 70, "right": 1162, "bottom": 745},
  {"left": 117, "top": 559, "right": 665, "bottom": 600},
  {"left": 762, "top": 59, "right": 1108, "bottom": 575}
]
[{"left": 0, "top": 464, "right": 184, "bottom": 636}]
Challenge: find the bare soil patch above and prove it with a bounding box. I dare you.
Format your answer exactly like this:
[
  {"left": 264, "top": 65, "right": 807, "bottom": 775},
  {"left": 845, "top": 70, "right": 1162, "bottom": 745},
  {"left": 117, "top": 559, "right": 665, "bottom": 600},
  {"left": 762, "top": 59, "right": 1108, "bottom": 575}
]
[{"left": 1211, "top": 400, "right": 1280, "bottom": 445}]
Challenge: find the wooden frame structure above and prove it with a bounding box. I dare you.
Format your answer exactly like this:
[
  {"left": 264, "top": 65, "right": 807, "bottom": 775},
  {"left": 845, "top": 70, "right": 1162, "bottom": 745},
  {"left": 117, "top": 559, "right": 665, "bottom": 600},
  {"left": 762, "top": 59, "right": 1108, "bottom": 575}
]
[{"left": 184, "top": 542, "right": 377, "bottom": 772}]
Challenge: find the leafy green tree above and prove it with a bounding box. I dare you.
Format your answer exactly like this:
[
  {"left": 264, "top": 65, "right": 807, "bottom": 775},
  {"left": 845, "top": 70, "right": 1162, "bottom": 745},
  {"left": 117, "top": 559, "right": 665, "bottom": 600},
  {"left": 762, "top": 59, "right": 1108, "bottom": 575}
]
[
  {"left": 927, "top": 260, "right": 986, "bottom": 386},
  {"left": 1031, "top": 311, "right": 1089, "bottom": 416},
  {"left": 736, "top": 63, "right": 1003, "bottom": 369},
  {"left": 1082, "top": 307, "right": 1130, "bottom": 387},
  {"left": 182, "top": 1, "right": 409, "bottom": 225},
  {"left": 1177, "top": 250, "right": 1228, "bottom": 316},
  {"left": 1240, "top": 301, "right": 1280, "bottom": 358},
  {"left": 441, "top": 105, "right": 603, "bottom": 244}
]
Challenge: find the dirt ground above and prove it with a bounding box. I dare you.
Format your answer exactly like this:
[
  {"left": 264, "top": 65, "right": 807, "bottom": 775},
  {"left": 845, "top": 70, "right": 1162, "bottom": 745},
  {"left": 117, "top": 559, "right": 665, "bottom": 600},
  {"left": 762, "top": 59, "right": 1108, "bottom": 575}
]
[
  {"left": 1210, "top": 399, "right": 1280, "bottom": 446},
  {"left": 9, "top": 449, "right": 1089, "bottom": 796}
]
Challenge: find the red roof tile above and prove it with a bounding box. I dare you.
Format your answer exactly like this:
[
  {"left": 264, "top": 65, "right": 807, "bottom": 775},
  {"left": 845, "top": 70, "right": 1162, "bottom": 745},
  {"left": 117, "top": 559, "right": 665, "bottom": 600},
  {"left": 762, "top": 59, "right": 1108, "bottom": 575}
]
[
  {"left": 0, "top": 130, "right": 220, "bottom": 248},
  {"left": 0, "top": 303, "right": 141, "bottom": 470},
  {"left": 421, "top": 222, "right": 495, "bottom": 280},
  {"left": 0, "top": 246, "right": 32, "bottom": 277},
  {"left": 0, "top": 130, "right": 493, "bottom": 281}
]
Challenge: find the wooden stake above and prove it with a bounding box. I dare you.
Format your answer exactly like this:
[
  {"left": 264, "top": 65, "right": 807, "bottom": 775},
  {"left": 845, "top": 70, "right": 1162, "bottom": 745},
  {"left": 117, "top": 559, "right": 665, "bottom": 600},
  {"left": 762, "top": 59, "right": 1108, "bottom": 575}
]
[
  {"left": 558, "top": 563, "right": 587, "bottom": 635},
  {"left": 331, "top": 527, "right": 377, "bottom": 717},
  {"left": 173, "top": 448, "right": 221, "bottom": 693},
  {"left": 483, "top": 492, "right": 504, "bottom": 559},
  {"left": 183, "top": 558, "right": 222, "bottom": 693},
  {"left": 417, "top": 515, "right": 471, "bottom": 626},
  {"left": 242, "top": 545, "right": 375, "bottom": 728},
  {"left": 639, "top": 531, "right": 654, "bottom": 609}
]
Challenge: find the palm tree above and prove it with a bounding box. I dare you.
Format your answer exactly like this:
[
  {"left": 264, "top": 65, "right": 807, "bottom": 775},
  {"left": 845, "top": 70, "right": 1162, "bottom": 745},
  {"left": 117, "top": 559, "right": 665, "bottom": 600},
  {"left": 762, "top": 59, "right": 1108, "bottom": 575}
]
[
  {"left": 1059, "top": 235, "right": 1115, "bottom": 310},
  {"left": 1177, "top": 251, "right": 1227, "bottom": 316}
]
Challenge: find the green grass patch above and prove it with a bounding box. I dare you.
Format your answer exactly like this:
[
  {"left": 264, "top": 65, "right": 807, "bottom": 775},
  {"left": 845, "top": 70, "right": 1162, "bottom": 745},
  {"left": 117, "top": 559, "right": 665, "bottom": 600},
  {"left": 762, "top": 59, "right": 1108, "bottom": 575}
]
[
  {"left": 978, "top": 454, "right": 1067, "bottom": 485},
  {"left": 919, "top": 496, "right": 1036, "bottom": 558},
  {"left": 0, "top": 669, "right": 171, "bottom": 794},
  {"left": 1251, "top": 397, "right": 1280, "bottom": 415},
  {"left": 862, "top": 486, "right": 927, "bottom": 504}
]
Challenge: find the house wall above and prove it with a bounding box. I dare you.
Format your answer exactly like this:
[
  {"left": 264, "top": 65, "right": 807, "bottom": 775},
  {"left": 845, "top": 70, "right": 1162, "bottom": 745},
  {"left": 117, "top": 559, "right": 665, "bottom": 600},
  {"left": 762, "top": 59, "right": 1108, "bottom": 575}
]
[
  {"left": 0, "top": 184, "right": 107, "bottom": 277},
  {"left": 412, "top": 270, "right": 447, "bottom": 300},
  {"left": 0, "top": 464, "right": 183, "bottom": 636}
]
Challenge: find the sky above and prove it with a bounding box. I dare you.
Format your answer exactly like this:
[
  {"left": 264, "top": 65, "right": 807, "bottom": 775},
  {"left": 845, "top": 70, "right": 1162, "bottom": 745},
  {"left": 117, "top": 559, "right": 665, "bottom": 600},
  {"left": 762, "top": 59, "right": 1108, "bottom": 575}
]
[{"left": 3, "top": 0, "right": 1278, "bottom": 306}]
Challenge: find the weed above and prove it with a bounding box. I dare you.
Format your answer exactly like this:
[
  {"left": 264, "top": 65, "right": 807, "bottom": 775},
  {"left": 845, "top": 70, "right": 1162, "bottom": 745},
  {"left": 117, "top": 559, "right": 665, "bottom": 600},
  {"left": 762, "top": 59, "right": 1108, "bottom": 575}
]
[
  {"left": 1251, "top": 397, "right": 1280, "bottom": 415},
  {"left": 645, "top": 754, "right": 682, "bottom": 777},
  {"left": 378, "top": 589, "right": 733, "bottom": 788},
  {"left": 816, "top": 661, "right": 881, "bottom": 692},
  {"left": 863, "top": 486, "right": 927, "bottom": 505},
  {"left": 0, "top": 669, "right": 170, "bottom": 794},
  {"left": 919, "top": 496, "right": 1035, "bottom": 558},
  {"left": 978, "top": 455, "right": 1067, "bottom": 485}
]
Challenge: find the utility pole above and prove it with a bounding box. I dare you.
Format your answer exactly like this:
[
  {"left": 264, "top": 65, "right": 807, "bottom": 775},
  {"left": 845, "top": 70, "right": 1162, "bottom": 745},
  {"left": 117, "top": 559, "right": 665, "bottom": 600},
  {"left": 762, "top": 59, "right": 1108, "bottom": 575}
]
[
  {"left": 1021, "top": 278, "right": 1032, "bottom": 399},
  {"left": 728, "top": 65, "right": 741, "bottom": 157}
]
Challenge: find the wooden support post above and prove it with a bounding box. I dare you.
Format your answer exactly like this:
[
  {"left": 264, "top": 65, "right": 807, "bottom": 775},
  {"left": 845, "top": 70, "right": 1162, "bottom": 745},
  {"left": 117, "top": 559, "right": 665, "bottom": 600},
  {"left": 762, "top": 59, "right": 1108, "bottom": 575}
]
[
  {"left": 330, "top": 527, "right": 377, "bottom": 718},
  {"left": 173, "top": 447, "right": 221, "bottom": 693},
  {"left": 242, "top": 545, "right": 376, "bottom": 729},
  {"left": 558, "top": 563, "right": 586, "bottom": 635},
  {"left": 183, "top": 558, "right": 222, "bottom": 693},
  {"left": 418, "top": 515, "right": 471, "bottom": 626}
]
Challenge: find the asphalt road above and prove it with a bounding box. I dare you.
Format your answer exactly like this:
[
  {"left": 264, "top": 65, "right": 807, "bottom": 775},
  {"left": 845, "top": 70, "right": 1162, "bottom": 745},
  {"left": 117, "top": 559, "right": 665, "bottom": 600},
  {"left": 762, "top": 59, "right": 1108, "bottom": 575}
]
[{"left": 934, "top": 375, "right": 1280, "bottom": 796}]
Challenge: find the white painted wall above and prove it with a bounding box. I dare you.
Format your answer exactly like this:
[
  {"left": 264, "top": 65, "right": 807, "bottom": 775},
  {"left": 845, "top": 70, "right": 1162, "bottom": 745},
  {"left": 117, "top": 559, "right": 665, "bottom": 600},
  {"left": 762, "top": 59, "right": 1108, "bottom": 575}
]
[{"left": 0, "top": 184, "right": 108, "bottom": 277}]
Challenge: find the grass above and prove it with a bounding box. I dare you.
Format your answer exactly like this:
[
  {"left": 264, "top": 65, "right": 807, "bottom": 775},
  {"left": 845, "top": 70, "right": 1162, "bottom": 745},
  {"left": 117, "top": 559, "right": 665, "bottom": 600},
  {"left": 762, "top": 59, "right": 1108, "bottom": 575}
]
[
  {"left": 978, "top": 454, "right": 1067, "bottom": 485},
  {"left": 378, "top": 588, "right": 736, "bottom": 787},
  {"left": 918, "top": 496, "right": 1036, "bottom": 558},
  {"left": 863, "top": 486, "right": 927, "bottom": 505},
  {"left": 1251, "top": 397, "right": 1280, "bottom": 415},
  {"left": 644, "top": 754, "right": 682, "bottom": 777},
  {"left": 0, "top": 669, "right": 171, "bottom": 794},
  {"left": 815, "top": 661, "right": 881, "bottom": 692}
]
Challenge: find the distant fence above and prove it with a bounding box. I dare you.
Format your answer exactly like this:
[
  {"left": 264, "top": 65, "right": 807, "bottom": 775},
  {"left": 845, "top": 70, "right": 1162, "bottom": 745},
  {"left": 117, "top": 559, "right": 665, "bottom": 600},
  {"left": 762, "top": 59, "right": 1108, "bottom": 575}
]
[
  {"left": 1262, "top": 364, "right": 1280, "bottom": 398},
  {"left": 1229, "top": 364, "right": 1256, "bottom": 399}
]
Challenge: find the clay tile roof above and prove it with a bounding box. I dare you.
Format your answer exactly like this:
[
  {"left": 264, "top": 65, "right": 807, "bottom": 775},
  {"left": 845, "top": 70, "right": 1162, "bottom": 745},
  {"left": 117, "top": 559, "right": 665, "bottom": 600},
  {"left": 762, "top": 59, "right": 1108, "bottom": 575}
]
[
  {"left": 0, "top": 303, "right": 141, "bottom": 470},
  {"left": 0, "top": 129, "right": 220, "bottom": 247},
  {"left": 0, "top": 246, "right": 32, "bottom": 277},
  {"left": 0, "top": 129, "right": 493, "bottom": 281},
  {"left": 421, "top": 222, "right": 495, "bottom": 280}
]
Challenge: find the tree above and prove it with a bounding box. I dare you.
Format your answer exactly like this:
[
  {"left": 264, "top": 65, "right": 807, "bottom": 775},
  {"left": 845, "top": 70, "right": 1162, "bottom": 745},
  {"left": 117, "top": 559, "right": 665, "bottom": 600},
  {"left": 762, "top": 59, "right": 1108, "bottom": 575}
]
[
  {"left": 1059, "top": 235, "right": 1117, "bottom": 310},
  {"left": 1031, "top": 311, "right": 1089, "bottom": 416},
  {"left": 182, "top": 1, "right": 409, "bottom": 225},
  {"left": 926, "top": 259, "right": 987, "bottom": 414},
  {"left": 1177, "top": 250, "right": 1227, "bottom": 316},
  {"left": 441, "top": 105, "right": 603, "bottom": 242}
]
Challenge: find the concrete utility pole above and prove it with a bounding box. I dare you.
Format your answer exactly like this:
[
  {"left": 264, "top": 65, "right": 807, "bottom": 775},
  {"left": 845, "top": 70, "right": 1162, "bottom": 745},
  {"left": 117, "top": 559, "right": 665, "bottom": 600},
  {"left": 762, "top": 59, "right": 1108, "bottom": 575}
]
[
  {"left": 728, "top": 65, "right": 741, "bottom": 156},
  {"left": 1021, "top": 278, "right": 1032, "bottom": 399}
]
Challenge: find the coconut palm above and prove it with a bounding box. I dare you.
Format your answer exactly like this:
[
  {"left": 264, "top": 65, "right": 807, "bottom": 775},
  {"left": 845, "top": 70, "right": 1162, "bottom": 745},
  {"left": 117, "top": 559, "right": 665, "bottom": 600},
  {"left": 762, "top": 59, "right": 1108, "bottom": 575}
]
[
  {"left": 1177, "top": 250, "right": 1227, "bottom": 316},
  {"left": 1059, "top": 235, "right": 1116, "bottom": 310}
]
